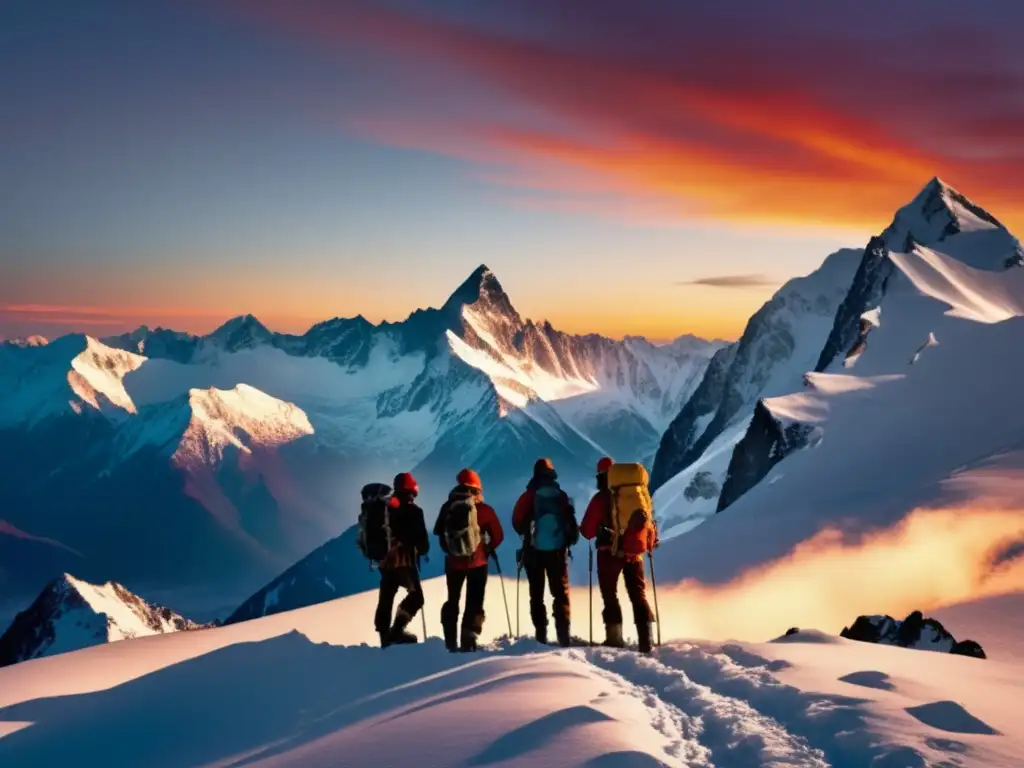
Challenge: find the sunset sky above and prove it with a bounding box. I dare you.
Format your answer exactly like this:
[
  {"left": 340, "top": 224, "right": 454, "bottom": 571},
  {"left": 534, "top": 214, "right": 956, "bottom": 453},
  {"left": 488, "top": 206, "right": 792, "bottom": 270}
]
[{"left": 2, "top": 0, "right": 1023, "bottom": 342}]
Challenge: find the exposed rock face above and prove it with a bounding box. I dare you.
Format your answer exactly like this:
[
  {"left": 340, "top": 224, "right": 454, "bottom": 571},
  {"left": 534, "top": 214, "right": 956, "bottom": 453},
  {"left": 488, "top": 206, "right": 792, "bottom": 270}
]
[
  {"left": 817, "top": 237, "right": 896, "bottom": 371},
  {"left": 840, "top": 610, "right": 986, "bottom": 659},
  {"left": 716, "top": 400, "right": 821, "bottom": 512},
  {"left": 683, "top": 471, "right": 720, "bottom": 503},
  {"left": 652, "top": 343, "right": 737, "bottom": 490}
]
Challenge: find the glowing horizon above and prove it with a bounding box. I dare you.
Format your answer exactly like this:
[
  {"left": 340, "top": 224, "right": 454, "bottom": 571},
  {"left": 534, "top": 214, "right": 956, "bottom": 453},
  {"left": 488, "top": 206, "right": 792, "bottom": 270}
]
[{"left": 3, "top": 1, "right": 1022, "bottom": 342}]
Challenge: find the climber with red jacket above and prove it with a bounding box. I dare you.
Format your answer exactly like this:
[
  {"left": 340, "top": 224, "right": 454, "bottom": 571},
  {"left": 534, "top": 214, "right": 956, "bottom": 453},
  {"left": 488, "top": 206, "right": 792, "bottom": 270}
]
[
  {"left": 362, "top": 473, "right": 430, "bottom": 648},
  {"left": 512, "top": 458, "right": 578, "bottom": 647},
  {"left": 433, "top": 468, "right": 504, "bottom": 652},
  {"left": 580, "top": 457, "right": 658, "bottom": 653}
]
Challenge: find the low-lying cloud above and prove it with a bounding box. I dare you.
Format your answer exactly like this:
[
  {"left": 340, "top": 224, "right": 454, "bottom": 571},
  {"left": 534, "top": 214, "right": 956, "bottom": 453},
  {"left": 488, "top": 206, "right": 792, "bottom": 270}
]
[
  {"left": 556, "top": 504, "right": 1024, "bottom": 645},
  {"left": 654, "top": 505, "right": 1024, "bottom": 643}
]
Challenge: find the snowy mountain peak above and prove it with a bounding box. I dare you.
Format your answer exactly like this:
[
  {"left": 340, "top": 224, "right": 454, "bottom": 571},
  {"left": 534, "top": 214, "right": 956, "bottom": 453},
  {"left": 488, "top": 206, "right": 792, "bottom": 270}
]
[
  {"left": 443, "top": 264, "right": 520, "bottom": 320},
  {"left": 206, "top": 314, "right": 274, "bottom": 352},
  {"left": 0, "top": 573, "right": 203, "bottom": 667},
  {"left": 171, "top": 384, "right": 314, "bottom": 466},
  {"left": 886, "top": 177, "right": 1007, "bottom": 252}
]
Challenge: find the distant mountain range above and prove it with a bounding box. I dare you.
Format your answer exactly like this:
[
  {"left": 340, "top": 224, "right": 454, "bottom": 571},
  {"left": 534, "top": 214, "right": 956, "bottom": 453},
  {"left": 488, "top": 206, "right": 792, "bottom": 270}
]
[
  {"left": 0, "top": 267, "right": 723, "bottom": 613},
  {"left": 5, "top": 176, "right": 1022, "bottom": 654}
]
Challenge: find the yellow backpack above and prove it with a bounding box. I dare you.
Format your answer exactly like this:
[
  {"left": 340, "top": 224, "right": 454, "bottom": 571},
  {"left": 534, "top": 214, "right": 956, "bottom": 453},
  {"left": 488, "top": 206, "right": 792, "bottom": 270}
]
[{"left": 607, "top": 462, "right": 654, "bottom": 554}]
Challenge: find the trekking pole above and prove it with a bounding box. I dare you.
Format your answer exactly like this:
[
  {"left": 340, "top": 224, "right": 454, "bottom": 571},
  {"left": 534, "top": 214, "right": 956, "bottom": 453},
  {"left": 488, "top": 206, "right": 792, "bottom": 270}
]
[
  {"left": 515, "top": 548, "right": 522, "bottom": 638},
  {"left": 647, "top": 551, "right": 662, "bottom": 647},
  {"left": 491, "top": 552, "right": 514, "bottom": 639},
  {"left": 588, "top": 542, "right": 594, "bottom": 647},
  {"left": 417, "top": 555, "right": 428, "bottom": 642}
]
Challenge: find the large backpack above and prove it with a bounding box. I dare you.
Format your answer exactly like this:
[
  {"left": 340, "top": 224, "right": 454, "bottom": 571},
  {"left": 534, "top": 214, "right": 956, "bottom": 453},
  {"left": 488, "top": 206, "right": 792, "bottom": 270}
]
[
  {"left": 443, "top": 492, "right": 483, "bottom": 557},
  {"left": 357, "top": 483, "right": 393, "bottom": 562},
  {"left": 607, "top": 463, "right": 654, "bottom": 555},
  {"left": 531, "top": 483, "right": 578, "bottom": 551}
]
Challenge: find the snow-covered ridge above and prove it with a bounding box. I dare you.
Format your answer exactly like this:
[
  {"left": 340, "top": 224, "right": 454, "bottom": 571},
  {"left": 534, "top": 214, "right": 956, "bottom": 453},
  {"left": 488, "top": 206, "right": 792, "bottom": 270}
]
[
  {"left": 0, "top": 335, "right": 145, "bottom": 427},
  {"left": 0, "top": 335, "right": 49, "bottom": 348},
  {"left": 656, "top": 178, "right": 1024, "bottom": 529},
  {"left": 0, "top": 574, "right": 203, "bottom": 667},
  {"left": 817, "top": 177, "right": 1022, "bottom": 373},
  {"left": 173, "top": 384, "right": 314, "bottom": 466},
  {"left": 2, "top": 581, "right": 1022, "bottom": 767}
]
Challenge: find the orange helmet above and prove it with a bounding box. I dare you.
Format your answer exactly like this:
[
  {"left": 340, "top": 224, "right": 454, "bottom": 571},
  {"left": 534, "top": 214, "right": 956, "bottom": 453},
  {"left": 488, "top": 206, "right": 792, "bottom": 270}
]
[
  {"left": 393, "top": 472, "right": 419, "bottom": 496},
  {"left": 457, "top": 468, "right": 482, "bottom": 490},
  {"left": 596, "top": 457, "right": 614, "bottom": 474}
]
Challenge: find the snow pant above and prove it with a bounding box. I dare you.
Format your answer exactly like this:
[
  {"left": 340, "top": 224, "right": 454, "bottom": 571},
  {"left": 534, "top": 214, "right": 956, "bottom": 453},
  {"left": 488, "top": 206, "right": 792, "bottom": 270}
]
[
  {"left": 441, "top": 563, "right": 488, "bottom": 650},
  {"left": 524, "top": 548, "right": 570, "bottom": 643},
  {"left": 374, "top": 566, "right": 424, "bottom": 633},
  {"left": 597, "top": 549, "right": 653, "bottom": 629}
]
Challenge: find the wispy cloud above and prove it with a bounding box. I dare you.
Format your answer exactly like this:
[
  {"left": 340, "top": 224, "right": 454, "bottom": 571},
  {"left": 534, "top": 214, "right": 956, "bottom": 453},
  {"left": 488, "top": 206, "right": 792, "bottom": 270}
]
[
  {"left": 678, "top": 274, "right": 779, "bottom": 289},
  {"left": 228, "top": 0, "right": 1024, "bottom": 230}
]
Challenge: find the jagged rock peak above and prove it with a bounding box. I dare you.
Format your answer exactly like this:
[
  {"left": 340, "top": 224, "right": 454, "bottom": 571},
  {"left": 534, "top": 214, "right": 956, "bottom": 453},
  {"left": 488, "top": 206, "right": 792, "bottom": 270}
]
[
  {"left": 210, "top": 313, "right": 270, "bottom": 336},
  {"left": 442, "top": 264, "right": 519, "bottom": 319},
  {"left": 888, "top": 177, "right": 1004, "bottom": 245}
]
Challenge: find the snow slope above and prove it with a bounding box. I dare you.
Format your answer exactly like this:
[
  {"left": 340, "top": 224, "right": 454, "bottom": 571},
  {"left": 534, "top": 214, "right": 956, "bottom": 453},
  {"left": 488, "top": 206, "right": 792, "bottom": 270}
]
[
  {"left": 0, "top": 574, "right": 202, "bottom": 667},
  {"left": 653, "top": 178, "right": 1024, "bottom": 535},
  {"left": 653, "top": 202, "right": 1024, "bottom": 609},
  {"left": 0, "top": 335, "right": 145, "bottom": 427},
  {"left": 1, "top": 583, "right": 1022, "bottom": 767},
  {"left": 651, "top": 248, "right": 862, "bottom": 535}
]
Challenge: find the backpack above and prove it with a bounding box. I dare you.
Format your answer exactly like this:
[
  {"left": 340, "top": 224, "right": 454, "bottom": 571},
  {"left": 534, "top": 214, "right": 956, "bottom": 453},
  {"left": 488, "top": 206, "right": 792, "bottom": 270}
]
[
  {"left": 357, "top": 483, "right": 393, "bottom": 562},
  {"left": 607, "top": 463, "right": 654, "bottom": 555},
  {"left": 531, "top": 483, "right": 578, "bottom": 551},
  {"left": 443, "top": 492, "right": 483, "bottom": 557}
]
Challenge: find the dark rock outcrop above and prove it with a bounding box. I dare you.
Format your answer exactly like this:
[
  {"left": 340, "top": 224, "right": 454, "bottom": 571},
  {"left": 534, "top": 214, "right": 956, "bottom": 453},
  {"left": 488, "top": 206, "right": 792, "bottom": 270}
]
[
  {"left": 840, "top": 610, "right": 986, "bottom": 659},
  {"left": 716, "top": 400, "right": 820, "bottom": 512}
]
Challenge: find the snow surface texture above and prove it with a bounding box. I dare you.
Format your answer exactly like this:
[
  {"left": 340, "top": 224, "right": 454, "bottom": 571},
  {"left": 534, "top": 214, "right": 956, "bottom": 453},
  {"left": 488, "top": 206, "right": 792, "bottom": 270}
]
[
  {"left": 1, "top": 585, "right": 1022, "bottom": 767},
  {"left": 651, "top": 247, "right": 862, "bottom": 535},
  {"left": 0, "top": 574, "right": 202, "bottom": 667}
]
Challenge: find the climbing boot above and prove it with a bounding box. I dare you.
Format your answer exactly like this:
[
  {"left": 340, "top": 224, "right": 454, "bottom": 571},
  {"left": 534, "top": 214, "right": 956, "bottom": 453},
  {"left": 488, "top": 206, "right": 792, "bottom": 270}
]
[
  {"left": 637, "top": 622, "right": 654, "bottom": 655},
  {"left": 603, "top": 623, "right": 625, "bottom": 649},
  {"left": 389, "top": 610, "right": 418, "bottom": 645},
  {"left": 555, "top": 622, "right": 572, "bottom": 648},
  {"left": 460, "top": 627, "right": 479, "bottom": 653},
  {"left": 441, "top": 605, "right": 459, "bottom": 652}
]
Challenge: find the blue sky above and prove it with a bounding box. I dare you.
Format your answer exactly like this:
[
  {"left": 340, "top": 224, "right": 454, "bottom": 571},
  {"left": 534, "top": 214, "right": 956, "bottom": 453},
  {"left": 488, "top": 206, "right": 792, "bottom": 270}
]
[{"left": 2, "top": 0, "right": 1021, "bottom": 341}]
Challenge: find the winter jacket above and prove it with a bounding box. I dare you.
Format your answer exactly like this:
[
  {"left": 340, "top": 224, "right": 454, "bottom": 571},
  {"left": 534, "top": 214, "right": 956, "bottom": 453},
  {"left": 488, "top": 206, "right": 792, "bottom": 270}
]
[
  {"left": 380, "top": 495, "right": 429, "bottom": 570},
  {"left": 512, "top": 477, "right": 576, "bottom": 544},
  {"left": 580, "top": 490, "right": 657, "bottom": 559},
  {"left": 433, "top": 485, "right": 504, "bottom": 570}
]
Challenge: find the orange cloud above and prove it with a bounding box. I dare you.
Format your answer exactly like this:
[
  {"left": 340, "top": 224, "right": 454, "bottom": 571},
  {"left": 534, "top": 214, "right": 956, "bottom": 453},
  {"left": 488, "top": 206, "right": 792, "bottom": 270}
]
[
  {"left": 655, "top": 505, "right": 1024, "bottom": 642},
  {"left": 230, "top": 1, "right": 1024, "bottom": 231}
]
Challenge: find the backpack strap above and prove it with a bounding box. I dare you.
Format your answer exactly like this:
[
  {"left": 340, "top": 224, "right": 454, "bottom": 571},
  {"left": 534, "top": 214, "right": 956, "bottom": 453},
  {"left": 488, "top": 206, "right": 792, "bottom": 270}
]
[{"left": 609, "top": 487, "right": 621, "bottom": 556}]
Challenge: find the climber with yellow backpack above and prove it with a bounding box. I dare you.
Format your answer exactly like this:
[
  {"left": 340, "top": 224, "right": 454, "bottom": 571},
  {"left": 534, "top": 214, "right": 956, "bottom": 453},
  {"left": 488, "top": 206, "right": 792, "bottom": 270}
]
[{"left": 580, "top": 457, "right": 660, "bottom": 653}]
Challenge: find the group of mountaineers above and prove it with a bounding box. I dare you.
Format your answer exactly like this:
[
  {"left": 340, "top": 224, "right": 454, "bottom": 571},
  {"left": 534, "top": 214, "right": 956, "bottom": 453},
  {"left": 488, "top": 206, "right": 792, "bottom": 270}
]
[{"left": 358, "top": 457, "right": 661, "bottom": 654}]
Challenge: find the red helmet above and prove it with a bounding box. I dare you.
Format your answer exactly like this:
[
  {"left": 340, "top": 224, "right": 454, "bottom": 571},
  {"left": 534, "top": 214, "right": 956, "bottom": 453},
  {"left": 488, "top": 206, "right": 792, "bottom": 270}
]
[
  {"left": 457, "top": 468, "right": 482, "bottom": 490},
  {"left": 393, "top": 472, "right": 419, "bottom": 496},
  {"left": 596, "top": 457, "right": 614, "bottom": 474}
]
